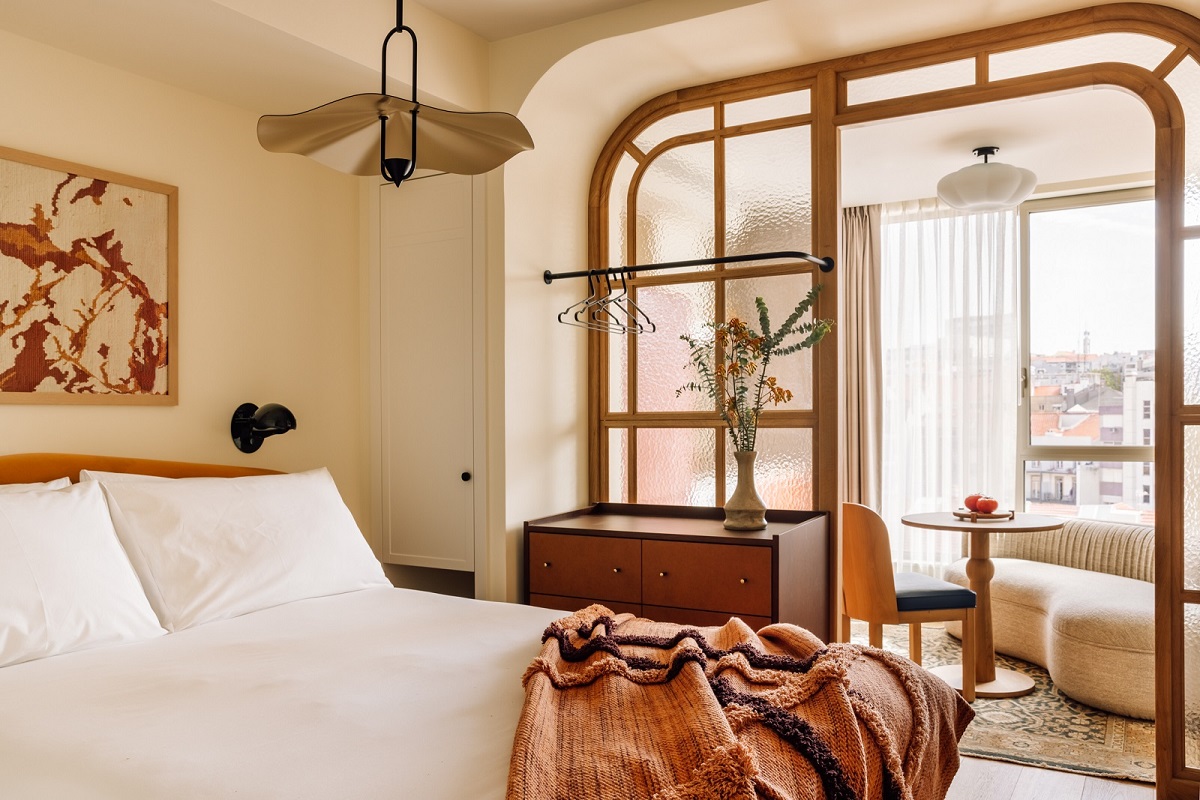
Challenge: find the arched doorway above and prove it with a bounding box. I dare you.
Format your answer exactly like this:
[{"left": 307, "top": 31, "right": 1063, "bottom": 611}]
[{"left": 585, "top": 5, "right": 1199, "bottom": 795}]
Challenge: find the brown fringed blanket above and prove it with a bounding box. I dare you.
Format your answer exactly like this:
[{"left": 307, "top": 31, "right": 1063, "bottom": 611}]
[{"left": 508, "top": 606, "right": 973, "bottom": 800}]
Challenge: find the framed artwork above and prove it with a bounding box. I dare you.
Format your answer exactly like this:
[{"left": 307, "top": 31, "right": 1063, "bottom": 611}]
[{"left": 0, "top": 145, "right": 177, "bottom": 404}]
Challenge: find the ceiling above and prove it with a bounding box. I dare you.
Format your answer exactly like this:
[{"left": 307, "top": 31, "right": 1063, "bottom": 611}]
[
  {"left": 840, "top": 88, "right": 1154, "bottom": 207},
  {"left": 0, "top": 0, "right": 1162, "bottom": 205},
  {"left": 418, "top": 0, "right": 651, "bottom": 40},
  {"left": 438, "top": 0, "right": 1157, "bottom": 202}
]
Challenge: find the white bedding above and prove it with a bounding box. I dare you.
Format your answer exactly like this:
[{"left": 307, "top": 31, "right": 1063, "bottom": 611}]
[{"left": 0, "top": 587, "right": 563, "bottom": 799}]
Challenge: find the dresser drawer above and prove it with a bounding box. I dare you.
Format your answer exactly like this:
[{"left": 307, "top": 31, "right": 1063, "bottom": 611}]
[
  {"left": 643, "top": 604, "right": 771, "bottom": 631},
  {"left": 642, "top": 540, "right": 772, "bottom": 617},
  {"left": 530, "top": 594, "right": 642, "bottom": 618},
  {"left": 528, "top": 533, "right": 642, "bottom": 603}
]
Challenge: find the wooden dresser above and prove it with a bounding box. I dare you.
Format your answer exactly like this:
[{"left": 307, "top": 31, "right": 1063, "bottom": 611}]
[{"left": 523, "top": 503, "right": 828, "bottom": 641}]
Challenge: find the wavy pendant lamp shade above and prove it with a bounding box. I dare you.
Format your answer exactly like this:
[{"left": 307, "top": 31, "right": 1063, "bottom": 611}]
[
  {"left": 936, "top": 146, "right": 1037, "bottom": 211},
  {"left": 256, "top": 0, "right": 533, "bottom": 187}
]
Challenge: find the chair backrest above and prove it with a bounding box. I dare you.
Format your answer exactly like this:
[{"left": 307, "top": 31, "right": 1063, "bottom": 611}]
[{"left": 842, "top": 502, "right": 900, "bottom": 623}]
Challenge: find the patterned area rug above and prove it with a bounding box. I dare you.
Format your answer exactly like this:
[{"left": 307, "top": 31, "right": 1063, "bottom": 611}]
[{"left": 850, "top": 622, "right": 1156, "bottom": 783}]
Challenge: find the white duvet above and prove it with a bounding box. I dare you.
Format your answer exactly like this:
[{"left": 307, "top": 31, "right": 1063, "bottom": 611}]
[{"left": 0, "top": 587, "right": 564, "bottom": 799}]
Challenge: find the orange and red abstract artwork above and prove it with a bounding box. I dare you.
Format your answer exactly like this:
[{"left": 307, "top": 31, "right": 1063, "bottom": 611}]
[{"left": 0, "top": 148, "right": 176, "bottom": 404}]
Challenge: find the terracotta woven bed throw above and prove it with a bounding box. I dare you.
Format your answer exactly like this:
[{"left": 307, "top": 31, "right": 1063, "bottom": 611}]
[{"left": 507, "top": 606, "right": 973, "bottom": 800}]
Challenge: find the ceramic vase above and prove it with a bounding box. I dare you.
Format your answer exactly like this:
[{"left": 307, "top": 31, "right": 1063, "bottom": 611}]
[{"left": 724, "top": 450, "right": 767, "bottom": 531}]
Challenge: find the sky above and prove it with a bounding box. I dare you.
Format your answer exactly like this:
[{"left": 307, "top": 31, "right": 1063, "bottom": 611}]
[{"left": 1026, "top": 198, "right": 1156, "bottom": 356}]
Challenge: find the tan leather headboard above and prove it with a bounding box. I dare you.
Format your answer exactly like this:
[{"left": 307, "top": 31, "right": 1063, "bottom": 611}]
[{"left": 0, "top": 453, "right": 282, "bottom": 485}]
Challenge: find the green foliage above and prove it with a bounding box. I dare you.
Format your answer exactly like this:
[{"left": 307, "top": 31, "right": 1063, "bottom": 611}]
[
  {"left": 677, "top": 285, "right": 834, "bottom": 452},
  {"left": 1096, "top": 365, "right": 1123, "bottom": 393}
]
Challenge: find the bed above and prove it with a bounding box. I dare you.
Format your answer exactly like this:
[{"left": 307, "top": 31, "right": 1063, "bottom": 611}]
[{"left": 0, "top": 453, "right": 972, "bottom": 800}]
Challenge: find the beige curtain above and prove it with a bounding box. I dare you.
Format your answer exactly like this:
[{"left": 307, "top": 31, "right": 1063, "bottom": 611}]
[{"left": 839, "top": 205, "right": 883, "bottom": 509}]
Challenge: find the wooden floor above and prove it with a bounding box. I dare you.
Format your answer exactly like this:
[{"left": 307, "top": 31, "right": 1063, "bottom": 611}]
[{"left": 946, "top": 757, "right": 1155, "bottom": 799}]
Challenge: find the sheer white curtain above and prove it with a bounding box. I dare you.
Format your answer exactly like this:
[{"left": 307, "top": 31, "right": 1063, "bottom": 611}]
[{"left": 879, "top": 199, "right": 1021, "bottom": 576}]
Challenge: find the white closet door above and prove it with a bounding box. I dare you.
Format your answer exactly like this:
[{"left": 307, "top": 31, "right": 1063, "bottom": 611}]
[{"left": 379, "top": 173, "right": 475, "bottom": 571}]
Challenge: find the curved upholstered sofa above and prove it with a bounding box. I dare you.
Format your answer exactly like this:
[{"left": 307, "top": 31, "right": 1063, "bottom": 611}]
[{"left": 943, "top": 518, "right": 1155, "bottom": 720}]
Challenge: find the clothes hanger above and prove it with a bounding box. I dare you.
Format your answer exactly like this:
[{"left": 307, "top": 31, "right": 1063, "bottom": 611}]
[
  {"left": 557, "top": 271, "right": 600, "bottom": 327},
  {"left": 602, "top": 269, "right": 655, "bottom": 334},
  {"left": 558, "top": 272, "right": 630, "bottom": 333},
  {"left": 546, "top": 250, "right": 836, "bottom": 334}
]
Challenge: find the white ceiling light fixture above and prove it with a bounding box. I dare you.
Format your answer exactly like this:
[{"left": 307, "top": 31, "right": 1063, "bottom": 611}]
[
  {"left": 936, "top": 146, "right": 1037, "bottom": 211},
  {"left": 256, "top": 0, "right": 533, "bottom": 187}
]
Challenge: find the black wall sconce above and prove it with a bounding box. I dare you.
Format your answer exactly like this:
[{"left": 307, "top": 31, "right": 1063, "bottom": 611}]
[{"left": 231, "top": 403, "right": 297, "bottom": 453}]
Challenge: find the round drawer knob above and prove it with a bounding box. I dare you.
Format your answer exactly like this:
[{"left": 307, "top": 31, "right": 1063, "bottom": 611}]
[
  {"left": 658, "top": 571, "right": 668, "bottom": 577},
  {"left": 612, "top": 567, "right": 621, "bottom": 573},
  {"left": 739, "top": 578, "right": 748, "bottom": 584},
  {"left": 542, "top": 562, "right": 551, "bottom": 568}
]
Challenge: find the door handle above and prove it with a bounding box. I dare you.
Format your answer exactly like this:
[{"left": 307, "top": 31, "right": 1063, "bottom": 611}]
[{"left": 461, "top": 472, "right": 471, "bottom": 482}]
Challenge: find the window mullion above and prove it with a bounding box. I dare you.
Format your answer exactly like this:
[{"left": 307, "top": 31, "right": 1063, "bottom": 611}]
[{"left": 715, "top": 102, "right": 727, "bottom": 504}]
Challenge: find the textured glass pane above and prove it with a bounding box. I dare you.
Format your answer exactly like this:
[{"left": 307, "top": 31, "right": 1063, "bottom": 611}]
[
  {"left": 726, "top": 273, "right": 816, "bottom": 410},
  {"left": 1024, "top": 461, "right": 1154, "bottom": 522},
  {"left": 635, "top": 141, "right": 715, "bottom": 271},
  {"left": 724, "top": 428, "right": 813, "bottom": 509},
  {"left": 607, "top": 329, "right": 628, "bottom": 413},
  {"left": 1167, "top": 56, "right": 1200, "bottom": 226},
  {"left": 637, "top": 428, "right": 716, "bottom": 506},
  {"left": 608, "top": 428, "right": 629, "bottom": 503},
  {"left": 1028, "top": 200, "right": 1155, "bottom": 447},
  {"left": 847, "top": 59, "right": 975, "bottom": 105},
  {"left": 608, "top": 153, "right": 637, "bottom": 268},
  {"left": 637, "top": 282, "right": 716, "bottom": 412},
  {"left": 991, "top": 33, "right": 1175, "bottom": 82},
  {"left": 1187, "top": 604, "right": 1200, "bottom": 768},
  {"left": 1187, "top": 239, "right": 1200, "bottom": 406},
  {"left": 724, "top": 90, "right": 811, "bottom": 127},
  {"left": 1187, "top": 427, "right": 1200, "bottom": 589},
  {"left": 632, "top": 107, "right": 714, "bottom": 153},
  {"left": 725, "top": 126, "right": 811, "bottom": 262}
]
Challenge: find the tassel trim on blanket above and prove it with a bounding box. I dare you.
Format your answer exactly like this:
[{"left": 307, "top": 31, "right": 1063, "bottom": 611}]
[{"left": 507, "top": 605, "right": 974, "bottom": 800}]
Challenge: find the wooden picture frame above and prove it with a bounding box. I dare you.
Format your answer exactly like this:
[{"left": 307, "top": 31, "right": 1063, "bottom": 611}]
[{"left": 0, "top": 145, "right": 177, "bottom": 404}]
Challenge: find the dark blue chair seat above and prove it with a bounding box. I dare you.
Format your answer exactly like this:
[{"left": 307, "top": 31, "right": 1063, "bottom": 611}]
[{"left": 894, "top": 571, "right": 976, "bottom": 612}]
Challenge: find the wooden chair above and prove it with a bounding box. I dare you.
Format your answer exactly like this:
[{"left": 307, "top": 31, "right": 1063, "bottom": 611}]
[{"left": 842, "top": 502, "right": 977, "bottom": 702}]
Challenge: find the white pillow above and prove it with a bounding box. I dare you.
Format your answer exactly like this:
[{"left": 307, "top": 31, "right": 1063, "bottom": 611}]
[
  {"left": 79, "top": 470, "right": 170, "bottom": 483},
  {"left": 100, "top": 468, "right": 390, "bottom": 631},
  {"left": 0, "top": 482, "right": 166, "bottom": 667},
  {"left": 0, "top": 477, "right": 71, "bottom": 493}
]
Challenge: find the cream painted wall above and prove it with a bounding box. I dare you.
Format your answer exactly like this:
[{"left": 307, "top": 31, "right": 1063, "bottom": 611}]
[
  {"left": 208, "top": 0, "right": 490, "bottom": 110},
  {"left": 494, "top": 3, "right": 801, "bottom": 601},
  {"left": 0, "top": 30, "right": 371, "bottom": 534},
  {"left": 492, "top": 4, "right": 771, "bottom": 601}
]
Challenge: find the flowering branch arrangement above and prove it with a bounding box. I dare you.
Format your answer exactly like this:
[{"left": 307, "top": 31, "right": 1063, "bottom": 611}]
[{"left": 677, "top": 285, "right": 834, "bottom": 452}]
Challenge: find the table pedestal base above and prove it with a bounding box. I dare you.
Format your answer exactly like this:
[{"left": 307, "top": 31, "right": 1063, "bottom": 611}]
[{"left": 928, "top": 664, "right": 1035, "bottom": 699}]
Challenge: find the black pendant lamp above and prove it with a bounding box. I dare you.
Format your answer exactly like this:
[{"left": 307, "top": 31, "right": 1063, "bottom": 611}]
[{"left": 257, "top": 0, "right": 533, "bottom": 187}]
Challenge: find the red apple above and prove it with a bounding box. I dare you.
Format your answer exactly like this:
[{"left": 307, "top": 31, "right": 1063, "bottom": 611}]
[
  {"left": 975, "top": 496, "right": 999, "bottom": 514},
  {"left": 964, "top": 493, "right": 984, "bottom": 511}
]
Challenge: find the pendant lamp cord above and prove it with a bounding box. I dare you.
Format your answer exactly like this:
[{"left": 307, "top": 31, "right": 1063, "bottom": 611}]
[
  {"left": 382, "top": 0, "right": 417, "bottom": 101},
  {"left": 379, "top": 0, "right": 418, "bottom": 185}
]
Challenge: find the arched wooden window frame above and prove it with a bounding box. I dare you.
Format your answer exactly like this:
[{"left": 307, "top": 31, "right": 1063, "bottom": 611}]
[
  {"left": 589, "top": 84, "right": 821, "bottom": 511},
  {"left": 587, "top": 4, "right": 1200, "bottom": 796}
]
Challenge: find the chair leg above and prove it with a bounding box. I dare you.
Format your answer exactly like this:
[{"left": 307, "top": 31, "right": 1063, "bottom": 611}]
[
  {"left": 908, "top": 623, "right": 922, "bottom": 665},
  {"left": 960, "top": 608, "right": 976, "bottom": 703},
  {"left": 869, "top": 621, "right": 883, "bottom": 649}
]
